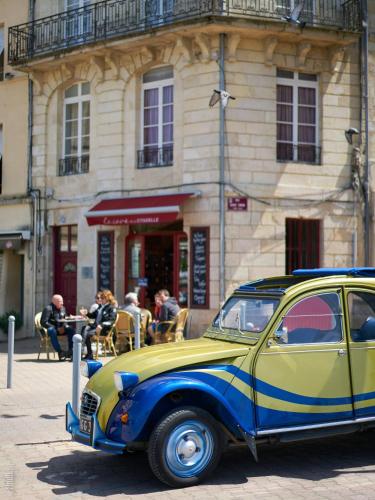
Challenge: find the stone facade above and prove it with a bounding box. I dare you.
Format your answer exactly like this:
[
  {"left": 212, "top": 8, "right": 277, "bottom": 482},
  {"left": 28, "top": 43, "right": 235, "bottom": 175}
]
[
  {"left": 5, "top": 1, "right": 369, "bottom": 336},
  {"left": 0, "top": 0, "right": 31, "bottom": 339}
]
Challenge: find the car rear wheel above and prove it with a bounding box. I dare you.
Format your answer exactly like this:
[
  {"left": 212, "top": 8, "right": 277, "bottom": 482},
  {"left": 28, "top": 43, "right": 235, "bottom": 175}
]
[{"left": 148, "top": 407, "right": 223, "bottom": 488}]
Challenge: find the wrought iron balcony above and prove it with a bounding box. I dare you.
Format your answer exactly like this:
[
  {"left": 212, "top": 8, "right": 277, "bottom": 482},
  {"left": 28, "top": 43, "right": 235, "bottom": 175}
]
[
  {"left": 59, "top": 156, "right": 89, "bottom": 176},
  {"left": 137, "top": 145, "right": 173, "bottom": 169},
  {"left": 8, "top": 0, "right": 361, "bottom": 65},
  {"left": 277, "top": 143, "right": 322, "bottom": 165}
]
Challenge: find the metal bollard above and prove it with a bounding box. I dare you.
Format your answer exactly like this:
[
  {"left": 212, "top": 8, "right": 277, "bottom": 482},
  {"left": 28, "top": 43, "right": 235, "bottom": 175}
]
[
  {"left": 72, "top": 334, "right": 82, "bottom": 415},
  {"left": 7, "top": 316, "right": 15, "bottom": 389},
  {"left": 134, "top": 311, "right": 141, "bottom": 350}
]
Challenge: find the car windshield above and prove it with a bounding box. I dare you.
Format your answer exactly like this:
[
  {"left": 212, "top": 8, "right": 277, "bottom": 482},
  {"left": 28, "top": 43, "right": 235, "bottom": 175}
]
[{"left": 212, "top": 296, "right": 280, "bottom": 336}]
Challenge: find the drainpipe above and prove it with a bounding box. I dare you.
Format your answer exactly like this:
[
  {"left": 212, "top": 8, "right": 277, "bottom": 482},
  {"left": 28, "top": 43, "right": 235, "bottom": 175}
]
[
  {"left": 361, "top": 0, "right": 371, "bottom": 265},
  {"left": 28, "top": 0, "right": 36, "bottom": 332},
  {"left": 219, "top": 33, "right": 225, "bottom": 303}
]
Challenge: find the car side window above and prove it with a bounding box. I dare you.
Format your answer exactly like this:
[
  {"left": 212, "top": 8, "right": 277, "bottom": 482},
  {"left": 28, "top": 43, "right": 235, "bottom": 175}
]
[
  {"left": 275, "top": 292, "right": 343, "bottom": 344},
  {"left": 348, "top": 292, "right": 375, "bottom": 342}
]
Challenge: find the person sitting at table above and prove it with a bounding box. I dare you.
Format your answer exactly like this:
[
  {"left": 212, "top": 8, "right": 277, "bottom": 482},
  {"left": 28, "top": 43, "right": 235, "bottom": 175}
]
[
  {"left": 159, "top": 289, "right": 180, "bottom": 323},
  {"left": 120, "top": 292, "right": 141, "bottom": 317},
  {"left": 41, "top": 294, "right": 74, "bottom": 361},
  {"left": 82, "top": 289, "right": 117, "bottom": 360},
  {"left": 147, "top": 292, "right": 162, "bottom": 344},
  {"left": 80, "top": 292, "right": 102, "bottom": 358}
]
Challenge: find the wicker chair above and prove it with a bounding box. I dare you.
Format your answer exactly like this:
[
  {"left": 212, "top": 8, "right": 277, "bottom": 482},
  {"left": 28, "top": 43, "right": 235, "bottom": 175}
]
[
  {"left": 115, "top": 311, "right": 134, "bottom": 353},
  {"left": 91, "top": 315, "right": 118, "bottom": 360},
  {"left": 116, "top": 310, "right": 148, "bottom": 352},
  {"left": 154, "top": 308, "right": 189, "bottom": 344},
  {"left": 35, "top": 312, "right": 55, "bottom": 360}
]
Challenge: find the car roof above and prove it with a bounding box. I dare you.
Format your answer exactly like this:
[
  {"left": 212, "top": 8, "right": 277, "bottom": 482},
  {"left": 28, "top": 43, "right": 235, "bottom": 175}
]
[{"left": 235, "top": 268, "right": 375, "bottom": 294}]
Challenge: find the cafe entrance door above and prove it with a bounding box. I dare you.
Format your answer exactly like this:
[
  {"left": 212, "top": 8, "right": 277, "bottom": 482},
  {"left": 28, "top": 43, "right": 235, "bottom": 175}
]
[{"left": 126, "top": 232, "right": 188, "bottom": 309}]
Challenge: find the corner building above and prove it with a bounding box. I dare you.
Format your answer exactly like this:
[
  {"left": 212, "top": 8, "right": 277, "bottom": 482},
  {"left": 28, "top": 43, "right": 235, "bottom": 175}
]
[
  {"left": 7, "top": 0, "right": 364, "bottom": 334},
  {"left": 0, "top": 0, "right": 31, "bottom": 339}
]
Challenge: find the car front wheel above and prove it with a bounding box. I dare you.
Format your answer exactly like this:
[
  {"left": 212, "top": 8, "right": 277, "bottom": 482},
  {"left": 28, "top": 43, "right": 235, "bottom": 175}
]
[{"left": 148, "top": 406, "right": 223, "bottom": 488}]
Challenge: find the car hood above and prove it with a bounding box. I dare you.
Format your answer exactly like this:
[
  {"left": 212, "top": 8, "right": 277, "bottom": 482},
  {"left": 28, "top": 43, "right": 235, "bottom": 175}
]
[{"left": 86, "top": 338, "right": 251, "bottom": 426}]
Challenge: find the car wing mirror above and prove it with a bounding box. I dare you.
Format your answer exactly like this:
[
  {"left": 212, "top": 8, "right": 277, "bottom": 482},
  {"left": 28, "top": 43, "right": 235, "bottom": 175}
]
[{"left": 274, "top": 326, "right": 288, "bottom": 344}]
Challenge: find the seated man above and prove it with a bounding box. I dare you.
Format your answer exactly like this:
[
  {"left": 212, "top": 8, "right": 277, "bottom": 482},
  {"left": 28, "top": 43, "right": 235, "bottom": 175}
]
[
  {"left": 157, "top": 289, "right": 180, "bottom": 335},
  {"left": 120, "top": 292, "right": 141, "bottom": 317},
  {"left": 41, "top": 294, "right": 74, "bottom": 361}
]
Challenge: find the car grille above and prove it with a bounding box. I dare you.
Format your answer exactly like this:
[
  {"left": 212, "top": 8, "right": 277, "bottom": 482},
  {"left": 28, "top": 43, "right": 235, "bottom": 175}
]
[{"left": 80, "top": 391, "right": 99, "bottom": 417}]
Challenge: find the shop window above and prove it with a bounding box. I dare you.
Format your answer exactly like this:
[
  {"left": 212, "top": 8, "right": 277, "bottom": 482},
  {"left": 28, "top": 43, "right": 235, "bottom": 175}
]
[
  {"left": 285, "top": 218, "right": 320, "bottom": 274},
  {"left": 138, "top": 66, "right": 174, "bottom": 168},
  {"left": 277, "top": 69, "right": 320, "bottom": 164},
  {"left": 60, "top": 82, "right": 90, "bottom": 176}
]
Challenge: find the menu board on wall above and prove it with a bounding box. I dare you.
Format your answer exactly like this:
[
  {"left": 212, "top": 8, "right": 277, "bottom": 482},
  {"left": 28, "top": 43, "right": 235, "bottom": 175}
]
[
  {"left": 190, "top": 227, "right": 209, "bottom": 309},
  {"left": 97, "top": 231, "right": 114, "bottom": 291}
]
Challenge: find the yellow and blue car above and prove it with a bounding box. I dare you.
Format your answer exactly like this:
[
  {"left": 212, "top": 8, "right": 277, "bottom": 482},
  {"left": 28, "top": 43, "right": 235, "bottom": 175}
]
[{"left": 66, "top": 268, "right": 375, "bottom": 487}]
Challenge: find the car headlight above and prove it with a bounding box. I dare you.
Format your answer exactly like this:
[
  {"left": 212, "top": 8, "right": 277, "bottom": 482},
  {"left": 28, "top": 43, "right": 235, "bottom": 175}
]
[
  {"left": 80, "top": 360, "right": 102, "bottom": 378},
  {"left": 114, "top": 371, "right": 139, "bottom": 392}
]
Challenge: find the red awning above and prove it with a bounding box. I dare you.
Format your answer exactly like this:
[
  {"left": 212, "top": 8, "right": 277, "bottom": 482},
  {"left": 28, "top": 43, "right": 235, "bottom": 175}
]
[{"left": 85, "top": 193, "right": 197, "bottom": 226}]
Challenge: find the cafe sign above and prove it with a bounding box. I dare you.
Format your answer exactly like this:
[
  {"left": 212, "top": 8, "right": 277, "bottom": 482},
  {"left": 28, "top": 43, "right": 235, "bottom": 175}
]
[{"left": 227, "top": 197, "right": 248, "bottom": 211}]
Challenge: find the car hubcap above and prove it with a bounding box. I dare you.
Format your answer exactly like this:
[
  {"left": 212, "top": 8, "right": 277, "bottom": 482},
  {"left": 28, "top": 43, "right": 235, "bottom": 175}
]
[{"left": 165, "top": 420, "right": 214, "bottom": 477}]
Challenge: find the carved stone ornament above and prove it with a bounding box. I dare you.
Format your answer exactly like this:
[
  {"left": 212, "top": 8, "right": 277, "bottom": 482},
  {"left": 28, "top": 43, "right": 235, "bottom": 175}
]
[{"left": 264, "top": 36, "right": 278, "bottom": 66}]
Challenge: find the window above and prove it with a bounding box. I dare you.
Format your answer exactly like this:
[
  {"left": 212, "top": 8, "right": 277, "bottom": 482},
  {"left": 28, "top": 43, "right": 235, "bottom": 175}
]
[
  {"left": 65, "top": 0, "right": 92, "bottom": 40},
  {"left": 60, "top": 82, "right": 90, "bottom": 176},
  {"left": 213, "top": 296, "right": 279, "bottom": 334},
  {"left": 348, "top": 291, "right": 375, "bottom": 342},
  {"left": 145, "top": 0, "right": 174, "bottom": 26},
  {"left": 277, "top": 69, "right": 319, "bottom": 163},
  {"left": 139, "top": 66, "right": 173, "bottom": 168},
  {"left": 276, "top": 292, "right": 342, "bottom": 344},
  {"left": 0, "top": 27, "right": 4, "bottom": 81},
  {"left": 276, "top": 0, "right": 314, "bottom": 23},
  {"left": 285, "top": 218, "right": 320, "bottom": 274},
  {"left": 57, "top": 225, "right": 77, "bottom": 252}
]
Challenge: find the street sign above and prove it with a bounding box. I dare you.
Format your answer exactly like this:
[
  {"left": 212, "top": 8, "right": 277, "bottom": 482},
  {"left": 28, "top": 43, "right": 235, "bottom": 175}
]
[{"left": 227, "top": 197, "right": 248, "bottom": 211}]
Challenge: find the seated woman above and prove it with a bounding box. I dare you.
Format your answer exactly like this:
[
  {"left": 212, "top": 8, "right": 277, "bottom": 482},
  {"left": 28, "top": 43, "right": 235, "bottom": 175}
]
[
  {"left": 82, "top": 289, "right": 117, "bottom": 359},
  {"left": 80, "top": 292, "right": 102, "bottom": 357},
  {"left": 147, "top": 293, "right": 162, "bottom": 344}
]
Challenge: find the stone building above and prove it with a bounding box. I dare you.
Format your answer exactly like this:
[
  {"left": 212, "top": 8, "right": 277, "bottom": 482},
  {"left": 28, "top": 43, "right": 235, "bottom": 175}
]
[
  {"left": 6, "top": 0, "right": 365, "bottom": 336},
  {"left": 0, "top": 0, "right": 31, "bottom": 339}
]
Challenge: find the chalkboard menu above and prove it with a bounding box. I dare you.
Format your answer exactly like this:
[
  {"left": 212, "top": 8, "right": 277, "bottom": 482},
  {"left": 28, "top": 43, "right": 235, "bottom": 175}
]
[
  {"left": 97, "top": 231, "right": 114, "bottom": 291},
  {"left": 190, "top": 227, "right": 209, "bottom": 309}
]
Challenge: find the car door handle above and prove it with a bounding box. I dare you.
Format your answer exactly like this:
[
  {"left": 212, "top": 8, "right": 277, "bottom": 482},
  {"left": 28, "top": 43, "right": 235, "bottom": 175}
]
[{"left": 338, "top": 349, "right": 346, "bottom": 357}]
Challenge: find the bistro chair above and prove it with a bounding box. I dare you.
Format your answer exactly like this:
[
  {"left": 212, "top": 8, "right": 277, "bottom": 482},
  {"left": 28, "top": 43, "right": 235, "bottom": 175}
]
[
  {"left": 91, "top": 316, "right": 118, "bottom": 360},
  {"left": 35, "top": 312, "right": 56, "bottom": 360},
  {"left": 140, "top": 308, "right": 152, "bottom": 343},
  {"left": 154, "top": 308, "right": 189, "bottom": 344},
  {"left": 116, "top": 310, "right": 147, "bottom": 352},
  {"left": 115, "top": 310, "right": 134, "bottom": 353}
]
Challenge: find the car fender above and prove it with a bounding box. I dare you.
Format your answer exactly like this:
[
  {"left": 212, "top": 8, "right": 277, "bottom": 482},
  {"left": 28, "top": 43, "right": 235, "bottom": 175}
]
[{"left": 106, "top": 370, "right": 255, "bottom": 444}]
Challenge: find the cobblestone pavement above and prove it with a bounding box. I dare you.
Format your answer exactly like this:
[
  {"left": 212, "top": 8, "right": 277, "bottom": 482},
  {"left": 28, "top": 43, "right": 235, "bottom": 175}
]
[{"left": 2, "top": 339, "right": 375, "bottom": 499}]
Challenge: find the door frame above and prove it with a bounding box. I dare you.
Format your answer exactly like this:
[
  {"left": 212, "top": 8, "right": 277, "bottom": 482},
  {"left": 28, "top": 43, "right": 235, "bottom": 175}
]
[
  {"left": 253, "top": 287, "right": 354, "bottom": 431},
  {"left": 125, "top": 230, "right": 187, "bottom": 308}
]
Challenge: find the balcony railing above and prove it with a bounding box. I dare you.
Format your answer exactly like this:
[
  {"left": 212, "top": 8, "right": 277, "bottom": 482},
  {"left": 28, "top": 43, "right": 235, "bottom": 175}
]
[
  {"left": 59, "top": 155, "right": 89, "bottom": 176},
  {"left": 277, "top": 143, "right": 322, "bottom": 165},
  {"left": 137, "top": 145, "right": 173, "bottom": 169},
  {"left": 8, "top": 0, "right": 361, "bottom": 65}
]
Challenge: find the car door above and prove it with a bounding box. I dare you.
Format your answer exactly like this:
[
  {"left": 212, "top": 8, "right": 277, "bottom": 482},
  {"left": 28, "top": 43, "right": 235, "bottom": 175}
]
[
  {"left": 346, "top": 288, "right": 375, "bottom": 418},
  {"left": 254, "top": 289, "right": 354, "bottom": 430}
]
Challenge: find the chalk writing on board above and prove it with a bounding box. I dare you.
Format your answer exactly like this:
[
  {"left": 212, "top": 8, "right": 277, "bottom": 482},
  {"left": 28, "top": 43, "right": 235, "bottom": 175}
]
[
  {"left": 98, "top": 232, "right": 113, "bottom": 290},
  {"left": 190, "top": 228, "right": 209, "bottom": 308}
]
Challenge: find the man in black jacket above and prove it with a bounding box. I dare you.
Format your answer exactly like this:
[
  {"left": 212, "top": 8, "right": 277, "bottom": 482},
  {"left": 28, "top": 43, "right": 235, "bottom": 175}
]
[{"left": 41, "top": 294, "right": 74, "bottom": 361}]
